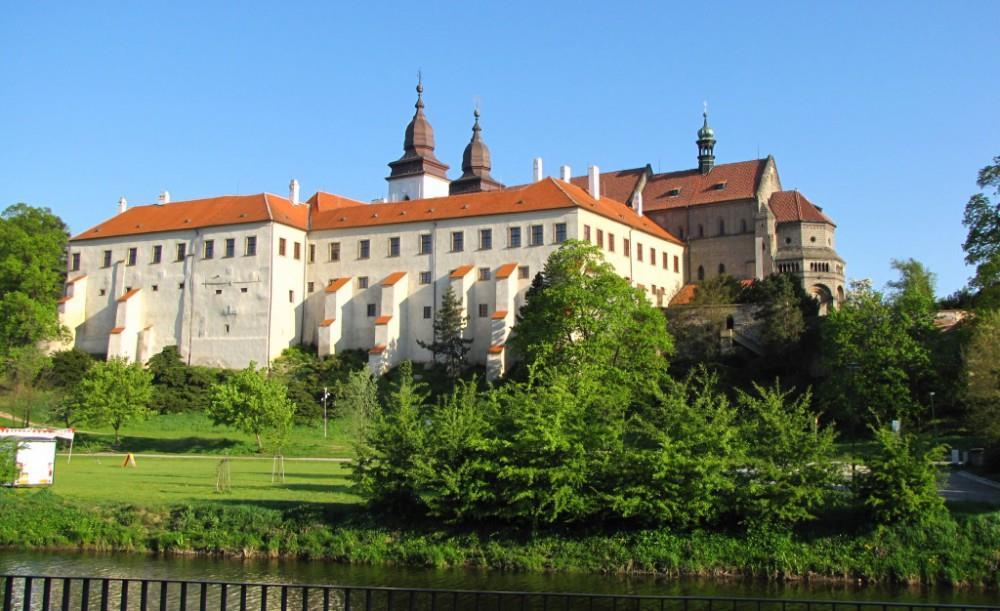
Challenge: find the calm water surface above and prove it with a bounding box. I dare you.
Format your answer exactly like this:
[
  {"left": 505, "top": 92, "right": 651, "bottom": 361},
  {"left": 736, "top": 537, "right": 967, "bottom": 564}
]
[{"left": 0, "top": 550, "right": 995, "bottom": 606}]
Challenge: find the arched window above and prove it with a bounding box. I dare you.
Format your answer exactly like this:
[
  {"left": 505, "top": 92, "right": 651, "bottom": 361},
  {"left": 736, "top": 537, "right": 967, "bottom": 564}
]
[
  {"left": 718, "top": 219, "right": 725, "bottom": 236},
  {"left": 726, "top": 315, "right": 735, "bottom": 330},
  {"left": 678, "top": 227, "right": 685, "bottom": 239},
  {"left": 697, "top": 265, "right": 705, "bottom": 281},
  {"left": 698, "top": 224, "right": 704, "bottom": 238},
  {"left": 718, "top": 263, "right": 726, "bottom": 275},
  {"left": 740, "top": 219, "right": 748, "bottom": 233}
]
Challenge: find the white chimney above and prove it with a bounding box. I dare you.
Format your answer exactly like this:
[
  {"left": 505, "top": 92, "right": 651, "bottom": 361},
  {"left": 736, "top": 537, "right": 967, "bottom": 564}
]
[
  {"left": 559, "top": 165, "right": 571, "bottom": 182},
  {"left": 634, "top": 191, "right": 644, "bottom": 217},
  {"left": 532, "top": 157, "right": 544, "bottom": 182},
  {"left": 588, "top": 165, "right": 600, "bottom": 198},
  {"left": 289, "top": 179, "right": 300, "bottom": 206},
  {"left": 158, "top": 190, "right": 171, "bottom": 205},
  {"left": 117, "top": 196, "right": 127, "bottom": 215}
]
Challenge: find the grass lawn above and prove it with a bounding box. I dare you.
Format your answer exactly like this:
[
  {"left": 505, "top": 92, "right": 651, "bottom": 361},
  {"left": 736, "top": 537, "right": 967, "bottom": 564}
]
[
  {"left": 50, "top": 454, "right": 361, "bottom": 507},
  {"left": 67, "top": 411, "right": 357, "bottom": 458}
]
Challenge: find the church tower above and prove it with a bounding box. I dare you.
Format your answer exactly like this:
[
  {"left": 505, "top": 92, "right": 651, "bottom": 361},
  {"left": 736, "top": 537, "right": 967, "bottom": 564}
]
[
  {"left": 386, "top": 77, "right": 451, "bottom": 201},
  {"left": 697, "top": 105, "right": 716, "bottom": 175},
  {"left": 449, "top": 108, "right": 504, "bottom": 195}
]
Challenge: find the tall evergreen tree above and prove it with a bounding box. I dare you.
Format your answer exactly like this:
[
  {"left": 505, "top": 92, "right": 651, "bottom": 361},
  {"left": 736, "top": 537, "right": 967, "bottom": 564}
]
[
  {"left": 418, "top": 287, "right": 472, "bottom": 379},
  {"left": 962, "top": 155, "right": 1000, "bottom": 309}
]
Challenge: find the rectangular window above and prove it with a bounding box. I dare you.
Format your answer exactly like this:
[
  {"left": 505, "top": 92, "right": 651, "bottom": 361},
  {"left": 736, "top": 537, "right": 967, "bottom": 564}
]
[
  {"left": 478, "top": 303, "right": 488, "bottom": 318},
  {"left": 102, "top": 250, "right": 112, "bottom": 268},
  {"left": 293, "top": 242, "right": 301, "bottom": 260},
  {"left": 650, "top": 247, "right": 655, "bottom": 265},
  {"left": 307, "top": 281, "right": 315, "bottom": 293},
  {"left": 152, "top": 245, "right": 162, "bottom": 264},
  {"left": 554, "top": 223, "right": 567, "bottom": 243},
  {"left": 215, "top": 289, "right": 223, "bottom": 295},
  {"left": 178, "top": 282, "right": 185, "bottom": 290},
  {"left": 584, "top": 225, "right": 591, "bottom": 242},
  {"left": 608, "top": 233, "right": 615, "bottom": 252},
  {"left": 308, "top": 243, "right": 315, "bottom": 263},
  {"left": 366, "top": 303, "right": 377, "bottom": 317},
  {"left": 478, "top": 267, "right": 491, "bottom": 281},
  {"left": 289, "top": 290, "right": 294, "bottom": 303},
  {"left": 419, "top": 234, "right": 432, "bottom": 254},
  {"left": 203, "top": 240, "right": 214, "bottom": 260},
  {"left": 225, "top": 239, "right": 235, "bottom": 258},
  {"left": 99, "top": 288, "right": 106, "bottom": 296},
  {"left": 71, "top": 252, "right": 80, "bottom": 271},
  {"left": 152, "top": 285, "right": 158, "bottom": 292},
  {"left": 126, "top": 247, "right": 137, "bottom": 266},
  {"left": 637, "top": 243, "right": 643, "bottom": 262},
  {"left": 245, "top": 236, "right": 257, "bottom": 256},
  {"left": 278, "top": 238, "right": 287, "bottom": 256},
  {"left": 479, "top": 229, "right": 492, "bottom": 250},
  {"left": 359, "top": 239, "right": 370, "bottom": 259},
  {"left": 241, "top": 287, "right": 248, "bottom": 293},
  {"left": 596, "top": 229, "right": 604, "bottom": 249},
  {"left": 624, "top": 239, "right": 631, "bottom": 257},
  {"left": 518, "top": 265, "right": 529, "bottom": 279},
  {"left": 423, "top": 306, "right": 432, "bottom": 319},
  {"left": 419, "top": 271, "right": 432, "bottom": 285},
  {"left": 388, "top": 236, "right": 400, "bottom": 257},
  {"left": 176, "top": 243, "right": 186, "bottom": 261},
  {"left": 358, "top": 276, "right": 369, "bottom": 289},
  {"left": 530, "top": 224, "right": 544, "bottom": 246},
  {"left": 662, "top": 252, "right": 668, "bottom": 269},
  {"left": 329, "top": 242, "right": 341, "bottom": 261},
  {"left": 508, "top": 226, "right": 522, "bottom": 248},
  {"left": 451, "top": 231, "right": 464, "bottom": 252},
  {"left": 673, "top": 255, "right": 679, "bottom": 273}
]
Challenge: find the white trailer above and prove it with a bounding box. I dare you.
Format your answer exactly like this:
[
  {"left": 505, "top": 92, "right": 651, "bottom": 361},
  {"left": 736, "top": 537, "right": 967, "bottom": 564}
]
[{"left": 0, "top": 428, "right": 75, "bottom": 487}]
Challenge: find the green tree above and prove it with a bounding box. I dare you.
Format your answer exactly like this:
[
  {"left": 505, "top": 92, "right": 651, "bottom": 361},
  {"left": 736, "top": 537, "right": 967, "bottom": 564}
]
[
  {"left": 510, "top": 240, "right": 673, "bottom": 391},
  {"left": 965, "top": 309, "right": 1000, "bottom": 446},
  {"left": 888, "top": 258, "right": 937, "bottom": 324},
  {"left": 2, "top": 345, "right": 50, "bottom": 425},
  {"left": 146, "top": 346, "right": 219, "bottom": 413},
  {"left": 820, "top": 280, "right": 931, "bottom": 431},
  {"left": 0, "top": 204, "right": 69, "bottom": 355},
  {"left": 962, "top": 156, "right": 1000, "bottom": 309},
  {"left": 691, "top": 274, "right": 742, "bottom": 305},
  {"left": 334, "top": 367, "right": 379, "bottom": 438},
  {"left": 857, "top": 427, "right": 947, "bottom": 525},
  {"left": 417, "top": 287, "right": 472, "bottom": 379},
  {"left": 735, "top": 382, "right": 837, "bottom": 528},
  {"left": 42, "top": 349, "right": 95, "bottom": 389},
  {"left": 351, "top": 361, "right": 429, "bottom": 509},
  {"left": 744, "top": 274, "right": 810, "bottom": 355},
  {"left": 71, "top": 357, "right": 153, "bottom": 444},
  {"left": 208, "top": 363, "right": 296, "bottom": 452}
]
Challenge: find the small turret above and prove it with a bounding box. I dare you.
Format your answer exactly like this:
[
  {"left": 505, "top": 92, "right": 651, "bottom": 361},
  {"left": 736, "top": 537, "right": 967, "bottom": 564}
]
[
  {"left": 386, "top": 75, "right": 451, "bottom": 201},
  {"left": 697, "top": 103, "right": 716, "bottom": 175},
  {"left": 449, "top": 107, "right": 504, "bottom": 195}
]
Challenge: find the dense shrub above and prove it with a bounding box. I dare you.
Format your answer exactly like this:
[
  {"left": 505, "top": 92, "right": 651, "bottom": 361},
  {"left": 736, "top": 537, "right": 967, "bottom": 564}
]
[{"left": 857, "top": 427, "right": 947, "bottom": 526}]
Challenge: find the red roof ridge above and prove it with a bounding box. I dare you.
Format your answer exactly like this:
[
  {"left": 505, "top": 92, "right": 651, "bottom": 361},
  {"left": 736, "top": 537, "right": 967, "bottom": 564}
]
[
  {"left": 382, "top": 271, "right": 406, "bottom": 286},
  {"left": 495, "top": 262, "right": 518, "bottom": 279},
  {"left": 374, "top": 315, "right": 392, "bottom": 325},
  {"left": 325, "top": 277, "right": 351, "bottom": 292},
  {"left": 487, "top": 344, "right": 505, "bottom": 354},
  {"left": 369, "top": 344, "right": 386, "bottom": 354},
  {"left": 319, "top": 318, "right": 335, "bottom": 327},
  {"left": 450, "top": 264, "right": 475, "bottom": 279},
  {"left": 491, "top": 310, "right": 508, "bottom": 320},
  {"left": 117, "top": 288, "right": 141, "bottom": 302}
]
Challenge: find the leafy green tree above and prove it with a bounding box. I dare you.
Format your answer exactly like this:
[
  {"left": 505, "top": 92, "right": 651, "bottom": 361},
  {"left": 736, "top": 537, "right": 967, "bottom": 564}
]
[
  {"left": 691, "top": 274, "right": 743, "bottom": 304},
  {"left": 888, "top": 258, "right": 937, "bottom": 324},
  {"left": 71, "top": 357, "right": 153, "bottom": 444},
  {"left": 820, "top": 280, "right": 932, "bottom": 431},
  {"left": 747, "top": 274, "right": 809, "bottom": 355},
  {"left": 334, "top": 367, "right": 379, "bottom": 437},
  {"left": 146, "top": 346, "right": 219, "bottom": 413},
  {"left": 0, "top": 437, "right": 23, "bottom": 487},
  {"left": 208, "top": 363, "right": 296, "bottom": 452},
  {"left": 857, "top": 427, "right": 947, "bottom": 525},
  {"left": 510, "top": 240, "right": 673, "bottom": 391},
  {"left": 351, "top": 361, "right": 429, "bottom": 508},
  {"left": 735, "top": 382, "right": 837, "bottom": 528},
  {"left": 2, "top": 345, "right": 50, "bottom": 425},
  {"left": 965, "top": 309, "right": 1000, "bottom": 446},
  {"left": 0, "top": 204, "right": 69, "bottom": 355},
  {"left": 962, "top": 156, "right": 1000, "bottom": 309},
  {"left": 666, "top": 306, "right": 728, "bottom": 364},
  {"left": 417, "top": 287, "right": 472, "bottom": 379},
  {"left": 41, "top": 349, "right": 95, "bottom": 389}
]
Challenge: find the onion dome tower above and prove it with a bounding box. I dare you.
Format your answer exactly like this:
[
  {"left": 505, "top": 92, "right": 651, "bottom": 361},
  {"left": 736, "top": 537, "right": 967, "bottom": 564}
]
[
  {"left": 386, "top": 76, "right": 451, "bottom": 201},
  {"left": 697, "top": 103, "right": 716, "bottom": 175},
  {"left": 449, "top": 108, "right": 504, "bottom": 195}
]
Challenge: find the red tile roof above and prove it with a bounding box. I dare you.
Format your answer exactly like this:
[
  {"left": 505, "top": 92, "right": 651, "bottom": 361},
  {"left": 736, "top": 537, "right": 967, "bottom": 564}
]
[
  {"left": 374, "top": 315, "right": 392, "bottom": 325},
  {"left": 117, "top": 288, "right": 141, "bottom": 302},
  {"left": 572, "top": 160, "right": 769, "bottom": 213},
  {"left": 382, "top": 271, "right": 406, "bottom": 286},
  {"left": 369, "top": 344, "right": 386, "bottom": 354},
  {"left": 668, "top": 284, "right": 699, "bottom": 306},
  {"left": 72, "top": 193, "right": 308, "bottom": 241},
  {"left": 325, "top": 277, "right": 351, "bottom": 292},
  {"left": 768, "top": 191, "right": 835, "bottom": 226},
  {"left": 491, "top": 310, "right": 508, "bottom": 320},
  {"left": 109, "top": 327, "right": 125, "bottom": 334},
  {"left": 67, "top": 275, "right": 87, "bottom": 284},
  {"left": 495, "top": 263, "right": 518, "bottom": 279},
  {"left": 450, "top": 264, "right": 475, "bottom": 279},
  {"left": 307, "top": 192, "right": 367, "bottom": 213},
  {"left": 488, "top": 344, "right": 505, "bottom": 354},
  {"left": 319, "top": 318, "right": 335, "bottom": 327}
]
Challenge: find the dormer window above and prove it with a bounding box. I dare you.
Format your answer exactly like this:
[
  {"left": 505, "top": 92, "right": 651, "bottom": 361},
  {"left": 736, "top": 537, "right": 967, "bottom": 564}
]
[
  {"left": 713, "top": 181, "right": 728, "bottom": 190},
  {"left": 667, "top": 188, "right": 681, "bottom": 197}
]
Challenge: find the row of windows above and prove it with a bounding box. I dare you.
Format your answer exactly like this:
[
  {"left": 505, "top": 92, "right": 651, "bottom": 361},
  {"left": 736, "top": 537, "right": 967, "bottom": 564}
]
[
  {"left": 74, "top": 237, "right": 259, "bottom": 272},
  {"left": 582, "top": 225, "right": 680, "bottom": 272},
  {"left": 94, "top": 283, "right": 254, "bottom": 297},
  {"left": 321, "top": 224, "right": 565, "bottom": 263},
  {"left": 677, "top": 219, "right": 750, "bottom": 241},
  {"left": 363, "top": 302, "right": 496, "bottom": 320},
  {"left": 695, "top": 263, "right": 728, "bottom": 281},
  {"left": 320, "top": 266, "right": 532, "bottom": 293}
]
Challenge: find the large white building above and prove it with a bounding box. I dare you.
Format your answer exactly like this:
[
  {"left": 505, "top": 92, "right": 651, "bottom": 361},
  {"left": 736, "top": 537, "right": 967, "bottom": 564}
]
[{"left": 58, "top": 84, "right": 685, "bottom": 376}]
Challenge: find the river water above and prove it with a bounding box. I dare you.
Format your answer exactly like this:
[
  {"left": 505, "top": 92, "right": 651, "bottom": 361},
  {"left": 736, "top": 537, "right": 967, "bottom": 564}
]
[{"left": 0, "top": 550, "right": 995, "bottom": 606}]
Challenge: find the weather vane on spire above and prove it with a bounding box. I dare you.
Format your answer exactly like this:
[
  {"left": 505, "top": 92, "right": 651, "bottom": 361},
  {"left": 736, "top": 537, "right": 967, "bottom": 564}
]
[{"left": 703, "top": 100, "right": 708, "bottom": 118}]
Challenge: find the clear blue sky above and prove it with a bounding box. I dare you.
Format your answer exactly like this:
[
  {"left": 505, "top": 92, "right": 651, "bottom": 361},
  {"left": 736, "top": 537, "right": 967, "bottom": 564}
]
[{"left": 2, "top": 1, "right": 997, "bottom": 296}]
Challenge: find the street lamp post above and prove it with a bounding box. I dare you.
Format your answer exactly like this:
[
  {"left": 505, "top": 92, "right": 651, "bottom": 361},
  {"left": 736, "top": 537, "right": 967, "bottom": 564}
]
[{"left": 322, "top": 387, "right": 331, "bottom": 439}]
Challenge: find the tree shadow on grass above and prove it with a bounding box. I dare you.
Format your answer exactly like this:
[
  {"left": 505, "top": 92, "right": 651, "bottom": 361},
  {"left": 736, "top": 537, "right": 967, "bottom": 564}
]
[{"left": 76, "top": 433, "right": 251, "bottom": 454}]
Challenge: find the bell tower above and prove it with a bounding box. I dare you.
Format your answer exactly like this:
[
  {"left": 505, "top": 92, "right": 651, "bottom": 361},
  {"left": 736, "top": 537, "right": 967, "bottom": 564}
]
[
  {"left": 697, "top": 103, "right": 716, "bottom": 175},
  {"left": 449, "top": 107, "right": 504, "bottom": 195},
  {"left": 386, "top": 76, "right": 451, "bottom": 201}
]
